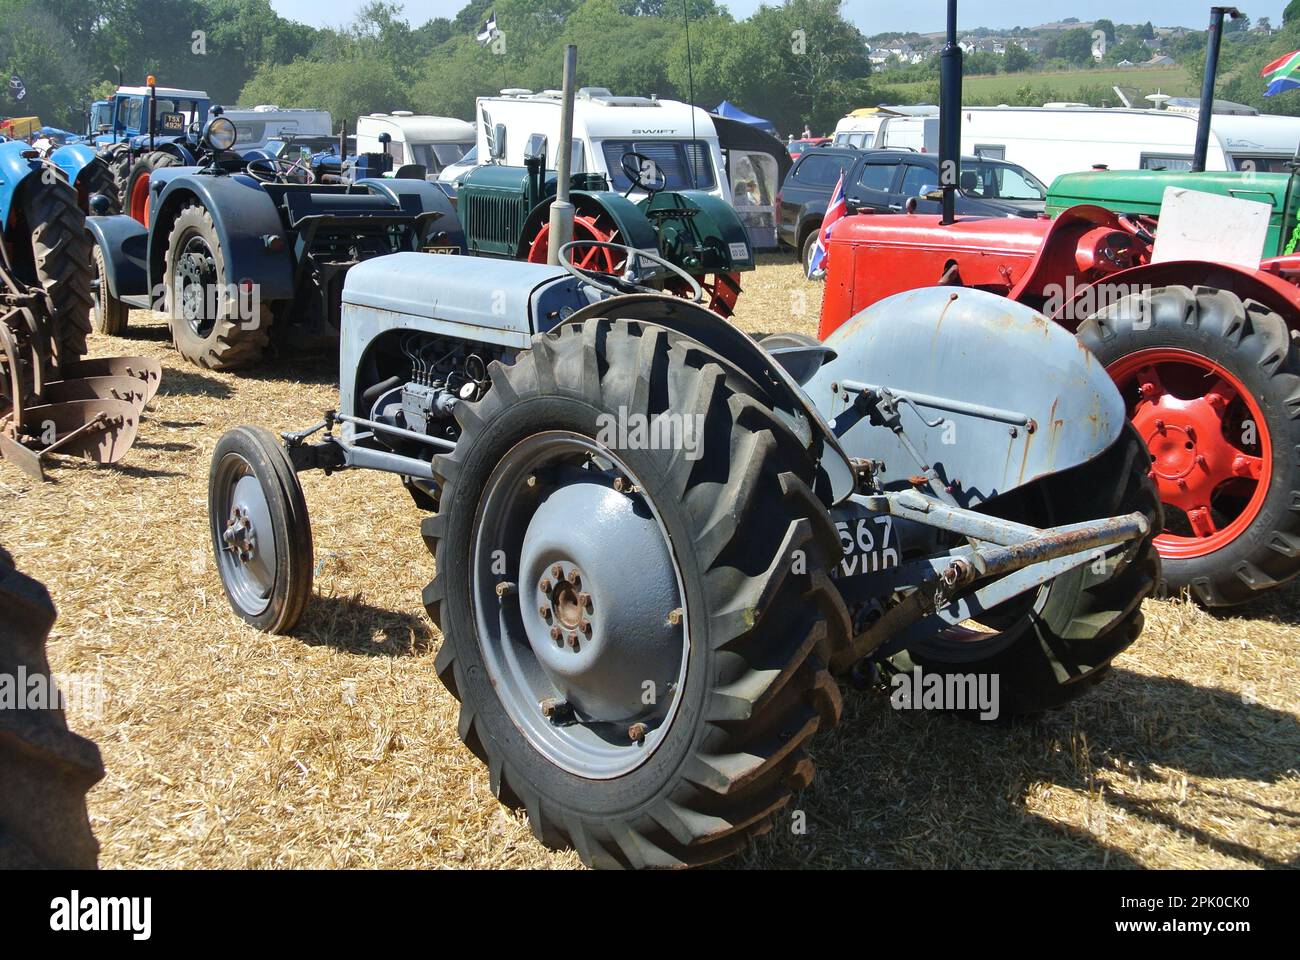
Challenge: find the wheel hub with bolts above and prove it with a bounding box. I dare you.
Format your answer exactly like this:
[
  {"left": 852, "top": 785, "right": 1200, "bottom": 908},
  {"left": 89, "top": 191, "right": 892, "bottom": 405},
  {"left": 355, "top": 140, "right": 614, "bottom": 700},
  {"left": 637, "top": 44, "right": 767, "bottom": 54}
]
[
  {"left": 222, "top": 507, "right": 257, "bottom": 564},
  {"left": 213, "top": 469, "right": 278, "bottom": 615},
  {"left": 1113, "top": 349, "right": 1271, "bottom": 554},
  {"left": 473, "top": 432, "right": 689, "bottom": 778}
]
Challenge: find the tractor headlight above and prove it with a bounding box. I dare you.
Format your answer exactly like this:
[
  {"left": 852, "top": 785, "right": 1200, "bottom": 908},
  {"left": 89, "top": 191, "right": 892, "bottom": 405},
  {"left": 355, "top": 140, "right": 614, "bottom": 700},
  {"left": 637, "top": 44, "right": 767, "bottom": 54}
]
[{"left": 202, "top": 117, "right": 237, "bottom": 152}]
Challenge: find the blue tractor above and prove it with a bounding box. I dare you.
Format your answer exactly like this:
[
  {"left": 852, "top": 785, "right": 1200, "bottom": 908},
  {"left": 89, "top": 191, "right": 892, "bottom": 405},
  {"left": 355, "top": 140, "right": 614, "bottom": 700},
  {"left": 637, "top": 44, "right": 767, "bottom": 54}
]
[
  {"left": 87, "top": 117, "right": 461, "bottom": 368},
  {"left": 0, "top": 141, "right": 159, "bottom": 478},
  {"left": 52, "top": 79, "right": 219, "bottom": 220}
]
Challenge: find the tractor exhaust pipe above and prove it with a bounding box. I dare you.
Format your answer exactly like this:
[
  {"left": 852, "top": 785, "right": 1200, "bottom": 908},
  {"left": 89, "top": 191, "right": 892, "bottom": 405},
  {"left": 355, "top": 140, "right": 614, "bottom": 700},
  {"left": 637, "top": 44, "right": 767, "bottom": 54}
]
[
  {"left": 939, "top": 0, "right": 962, "bottom": 225},
  {"left": 547, "top": 44, "right": 578, "bottom": 265},
  {"left": 1192, "top": 6, "right": 1241, "bottom": 173}
]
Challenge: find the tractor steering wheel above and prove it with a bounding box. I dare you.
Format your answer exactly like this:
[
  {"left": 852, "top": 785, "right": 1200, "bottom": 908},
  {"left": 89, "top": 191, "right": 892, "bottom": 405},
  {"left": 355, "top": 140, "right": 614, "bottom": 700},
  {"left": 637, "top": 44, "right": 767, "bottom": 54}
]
[
  {"left": 621, "top": 151, "right": 668, "bottom": 197},
  {"left": 246, "top": 156, "right": 315, "bottom": 185},
  {"left": 560, "top": 240, "right": 703, "bottom": 302},
  {"left": 1117, "top": 213, "right": 1158, "bottom": 245}
]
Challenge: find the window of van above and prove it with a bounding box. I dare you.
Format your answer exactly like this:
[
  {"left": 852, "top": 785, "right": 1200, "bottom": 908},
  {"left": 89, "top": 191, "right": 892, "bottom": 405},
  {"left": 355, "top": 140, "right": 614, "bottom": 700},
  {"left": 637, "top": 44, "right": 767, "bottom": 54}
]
[
  {"left": 1140, "top": 153, "right": 1195, "bottom": 172},
  {"left": 410, "top": 141, "right": 474, "bottom": 173},
  {"left": 974, "top": 143, "right": 1005, "bottom": 160},
  {"left": 601, "top": 139, "right": 715, "bottom": 190},
  {"left": 856, "top": 161, "right": 899, "bottom": 192}
]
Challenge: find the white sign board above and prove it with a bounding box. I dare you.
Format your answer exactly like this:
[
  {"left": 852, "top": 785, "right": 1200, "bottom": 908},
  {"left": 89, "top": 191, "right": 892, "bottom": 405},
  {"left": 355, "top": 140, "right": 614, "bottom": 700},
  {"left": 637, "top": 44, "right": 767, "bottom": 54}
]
[{"left": 1151, "top": 186, "right": 1270, "bottom": 269}]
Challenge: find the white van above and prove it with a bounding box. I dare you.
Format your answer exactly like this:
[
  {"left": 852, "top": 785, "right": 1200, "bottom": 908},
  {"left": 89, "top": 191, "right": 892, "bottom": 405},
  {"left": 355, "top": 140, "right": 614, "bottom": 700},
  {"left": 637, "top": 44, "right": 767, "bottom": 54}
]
[
  {"left": 473, "top": 88, "right": 730, "bottom": 202},
  {"left": 949, "top": 106, "right": 1300, "bottom": 183},
  {"left": 832, "top": 105, "right": 938, "bottom": 149},
  {"left": 221, "top": 105, "right": 332, "bottom": 155},
  {"left": 355, "top": 112, "right": 476, "bottom": 177}
]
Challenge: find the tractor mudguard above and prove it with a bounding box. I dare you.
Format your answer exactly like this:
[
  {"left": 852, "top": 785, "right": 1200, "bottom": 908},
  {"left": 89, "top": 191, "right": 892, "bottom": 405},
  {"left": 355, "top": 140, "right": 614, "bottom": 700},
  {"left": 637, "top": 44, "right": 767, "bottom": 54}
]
[
  {"left": 46, "top": 143, "right": 97, "bottom": 195},
  {"left": 570, "top": 191, "right": 659, "bottom": 250},
  {"left": 355, "top": 177, "right": 467, "bottom": 252},
  {"left": 804, "top": 286, "right": 1127, "bottom": 510},
  {"left": 148, "top": 172, "right": 295, "bottom": 302},
  {"left": 1050, "top": 258, "right": 1300, "bottom": 334},
  {"left": 0, "top": 140, "right": 44, "bottom": 226},
  {"left": 562, "top": 293, "right": 858, "bottom": 505},
  {"left": 86, "top": 215, "right": 150, "bottom": 300},
  {"left": 645, "top": 190, "right": 756, "bottom": 271}
]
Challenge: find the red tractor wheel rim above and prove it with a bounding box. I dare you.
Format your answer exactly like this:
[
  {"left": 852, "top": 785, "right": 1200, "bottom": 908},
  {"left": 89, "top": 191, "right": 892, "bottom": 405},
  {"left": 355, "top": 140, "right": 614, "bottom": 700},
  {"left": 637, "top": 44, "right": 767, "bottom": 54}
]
[
  {"left": 527, "top": 215, "right": 621, "bottom": 273},
  {"left": 1107, "top": 347, "right": 1271, "bottom": 559},
  {"left": 130, "top": 174, "right": 150, "bottom": 225}
]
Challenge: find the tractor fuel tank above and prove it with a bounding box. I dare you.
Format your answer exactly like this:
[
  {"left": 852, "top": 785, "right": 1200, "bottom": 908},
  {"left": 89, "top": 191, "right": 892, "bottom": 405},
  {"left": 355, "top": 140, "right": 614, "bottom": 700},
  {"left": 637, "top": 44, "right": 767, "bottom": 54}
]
[{"left": 804, "top": 286, "right": 1126, "bottom": 509}]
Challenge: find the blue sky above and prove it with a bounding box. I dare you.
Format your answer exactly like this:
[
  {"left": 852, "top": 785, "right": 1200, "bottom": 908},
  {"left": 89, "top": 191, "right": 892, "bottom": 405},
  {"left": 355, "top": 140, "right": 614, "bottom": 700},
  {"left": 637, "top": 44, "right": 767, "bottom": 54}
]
[{"left": 268, "top": 1, "right": 1291, "bottom": 33}]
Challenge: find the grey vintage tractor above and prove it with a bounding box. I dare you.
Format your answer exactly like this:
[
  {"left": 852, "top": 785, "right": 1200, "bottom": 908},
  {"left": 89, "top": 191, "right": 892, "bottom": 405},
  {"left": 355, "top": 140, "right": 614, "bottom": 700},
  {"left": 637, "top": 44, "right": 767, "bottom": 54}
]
[
  {"left": 206, "top": 243, "right": 1159, "bottom": 868},
  {"left": 87, "top": 119, "right": 460, "bottom": 369}
]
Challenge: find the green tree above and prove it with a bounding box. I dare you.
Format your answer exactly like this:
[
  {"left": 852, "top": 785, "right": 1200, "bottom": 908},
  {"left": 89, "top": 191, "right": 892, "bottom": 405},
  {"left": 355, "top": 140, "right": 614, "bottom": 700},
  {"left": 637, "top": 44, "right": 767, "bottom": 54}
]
[
  {"left": 1003, "top": 40, "right": 1033, "bottom": 73},
  {"left": 1093, "top": 18, "right": 1116, "bottom": 43},
  {"left": 1055, "top": 27, "right": 1095, "bottom": 66}
]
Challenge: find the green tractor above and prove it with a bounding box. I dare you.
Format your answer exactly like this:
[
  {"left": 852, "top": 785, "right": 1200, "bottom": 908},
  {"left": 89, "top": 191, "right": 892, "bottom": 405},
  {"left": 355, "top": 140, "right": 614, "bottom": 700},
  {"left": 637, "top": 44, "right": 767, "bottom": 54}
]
[
  {"left": 455, "top": 139, "right": 755, "bottom": 317},
  {"left": 1046, "top": 166, "right": 1300, "bottom": 258}
]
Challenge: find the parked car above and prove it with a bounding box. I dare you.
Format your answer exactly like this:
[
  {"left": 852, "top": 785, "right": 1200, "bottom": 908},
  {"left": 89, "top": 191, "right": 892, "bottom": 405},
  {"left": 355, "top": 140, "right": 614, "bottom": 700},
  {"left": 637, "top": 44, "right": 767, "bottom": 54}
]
[
  {"left": 787, "top": 136, "right": 830, "bottom": 158},
  {"left": 777, "top": 147, "right": 1047, "bottom": 270}
]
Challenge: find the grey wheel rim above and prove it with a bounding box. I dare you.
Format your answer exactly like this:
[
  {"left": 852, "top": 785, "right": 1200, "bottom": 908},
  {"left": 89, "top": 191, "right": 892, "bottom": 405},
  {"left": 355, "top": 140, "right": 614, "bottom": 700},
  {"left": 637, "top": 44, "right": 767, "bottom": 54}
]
[
  {"left": 471, "top": 431, "right": 689, "bottom": 779},
  {"left": 213, "top": 453, "right": 277, "bottom": 617}
]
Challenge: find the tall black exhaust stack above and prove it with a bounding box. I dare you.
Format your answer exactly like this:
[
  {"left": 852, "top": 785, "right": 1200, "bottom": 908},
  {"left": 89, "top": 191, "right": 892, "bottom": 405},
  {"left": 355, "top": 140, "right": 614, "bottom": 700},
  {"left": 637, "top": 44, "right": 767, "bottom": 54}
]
[
  {"left": 1192, "top": 6, "right": 1241, "bottom": 173},
  {"left": 939, "top": 0, "right": 962, "bottom": 224}
]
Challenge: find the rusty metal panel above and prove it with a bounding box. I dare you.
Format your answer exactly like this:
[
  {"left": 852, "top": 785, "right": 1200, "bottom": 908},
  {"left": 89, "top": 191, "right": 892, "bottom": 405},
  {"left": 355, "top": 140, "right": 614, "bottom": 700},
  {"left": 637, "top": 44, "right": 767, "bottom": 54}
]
[{"left": 804, "top": 285, "right": 1126, "bottom": 508}]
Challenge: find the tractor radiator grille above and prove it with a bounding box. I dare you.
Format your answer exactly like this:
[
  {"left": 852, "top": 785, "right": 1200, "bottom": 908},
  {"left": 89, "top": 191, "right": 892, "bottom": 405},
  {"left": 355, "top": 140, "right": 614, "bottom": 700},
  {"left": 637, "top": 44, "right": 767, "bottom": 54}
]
[{"left": 464, "top": 194, "right": 529, "bottom": 257}]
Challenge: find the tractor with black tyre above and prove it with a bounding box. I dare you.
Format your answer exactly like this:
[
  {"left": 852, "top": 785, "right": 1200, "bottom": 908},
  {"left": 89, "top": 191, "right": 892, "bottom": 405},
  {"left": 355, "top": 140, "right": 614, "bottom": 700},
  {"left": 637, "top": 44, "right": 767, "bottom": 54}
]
[
  {"left": 456, "top": 133, "right": 755, "bottom": 317},
  {"left": 86, "top": 119, "right": 461, "bottom": 369},
  {"left": 50, "top": 79, "right": 244, "bottom": 223},
  {"left": 205, "top": 236, "right": 1160, "bottom": 868},
  {"left": 1, "top": 140, "right": 159, "bottom": 478}
]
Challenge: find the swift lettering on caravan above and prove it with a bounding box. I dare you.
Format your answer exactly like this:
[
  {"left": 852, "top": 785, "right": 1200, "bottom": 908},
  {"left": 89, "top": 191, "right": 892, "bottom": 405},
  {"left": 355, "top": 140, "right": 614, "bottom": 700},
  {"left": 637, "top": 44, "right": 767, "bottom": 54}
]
[{"left": 49, "top": 891, "right": 152, "bottom": 941}]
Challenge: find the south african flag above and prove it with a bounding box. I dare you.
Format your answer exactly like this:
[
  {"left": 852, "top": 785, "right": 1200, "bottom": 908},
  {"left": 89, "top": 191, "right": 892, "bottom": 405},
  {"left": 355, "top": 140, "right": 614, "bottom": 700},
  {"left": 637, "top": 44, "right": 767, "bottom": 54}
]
[{"left": 1261, "top": 50, "right": 1300, "bottom": 97}]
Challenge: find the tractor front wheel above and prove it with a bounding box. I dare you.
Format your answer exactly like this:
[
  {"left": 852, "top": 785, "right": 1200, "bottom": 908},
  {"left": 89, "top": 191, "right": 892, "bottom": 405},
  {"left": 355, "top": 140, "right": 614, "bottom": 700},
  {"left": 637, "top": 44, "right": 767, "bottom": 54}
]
[
  {"left": 90, "top": 243, "right": 129, "bottom": 335},
  {"left": 164, "top": 204, "right": 272, "bottom": 369},
  {"left": 422, "top": 318, "right": 849, "bottom": 867},
  {"left": 1078, "top": 285, "right": 1300, "bottom": 607},
  {"left": 526, "top": 213, "right": 624, "bottom": 274}
]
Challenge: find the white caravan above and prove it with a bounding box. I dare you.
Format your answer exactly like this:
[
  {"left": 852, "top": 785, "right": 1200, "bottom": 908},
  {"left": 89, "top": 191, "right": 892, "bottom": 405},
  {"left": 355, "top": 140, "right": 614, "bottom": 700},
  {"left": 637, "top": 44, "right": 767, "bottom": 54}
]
[
  {"left": 473, "top": 88, "right": 730, "bottom": 202},
  {"left": 355, "top": 112, "right": 477, "bottom": 177},
  {"left": 947, "top": 106, "right": 1300, "bottom": 183},
  {"left": 220, "top": 106, "right": 333, "bottom": 154}
]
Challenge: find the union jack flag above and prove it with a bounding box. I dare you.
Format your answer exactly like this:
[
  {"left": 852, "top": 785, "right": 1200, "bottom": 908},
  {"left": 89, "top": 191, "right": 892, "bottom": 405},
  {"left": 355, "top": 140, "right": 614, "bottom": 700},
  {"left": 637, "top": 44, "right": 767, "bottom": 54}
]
[{"left": 807, "top": 171, "right": 847, "bottom": 279}]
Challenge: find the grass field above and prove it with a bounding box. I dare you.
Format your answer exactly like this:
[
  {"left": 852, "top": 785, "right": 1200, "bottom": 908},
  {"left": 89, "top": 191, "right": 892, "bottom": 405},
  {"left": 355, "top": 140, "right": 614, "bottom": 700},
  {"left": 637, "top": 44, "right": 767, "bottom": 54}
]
[
  {"left": 882, "top": 66, "right": 1195, "bottom": 105},
  {"left": 2, "top": 254, "right": 1296, "bottom": 869}
]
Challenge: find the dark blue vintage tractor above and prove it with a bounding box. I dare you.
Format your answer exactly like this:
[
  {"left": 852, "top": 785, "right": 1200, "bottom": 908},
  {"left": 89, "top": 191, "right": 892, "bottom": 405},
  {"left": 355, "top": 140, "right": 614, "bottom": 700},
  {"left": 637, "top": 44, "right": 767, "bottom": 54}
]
[{"left": 86, "top": 120, "right": 461, "bottom": 369}]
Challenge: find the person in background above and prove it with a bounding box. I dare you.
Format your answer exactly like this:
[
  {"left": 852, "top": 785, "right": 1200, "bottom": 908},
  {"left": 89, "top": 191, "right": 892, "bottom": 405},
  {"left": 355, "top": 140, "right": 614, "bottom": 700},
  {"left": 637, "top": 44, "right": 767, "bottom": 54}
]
[{"left": 802, "top": 124, "right": 812, "bottom": 139}]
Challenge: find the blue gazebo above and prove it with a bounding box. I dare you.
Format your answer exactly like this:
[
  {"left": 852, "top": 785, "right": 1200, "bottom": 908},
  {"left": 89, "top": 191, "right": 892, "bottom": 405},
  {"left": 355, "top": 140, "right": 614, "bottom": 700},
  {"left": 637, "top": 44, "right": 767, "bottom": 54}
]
[{"left": 713, "top": 100, "right": 778, "bottom": 137}]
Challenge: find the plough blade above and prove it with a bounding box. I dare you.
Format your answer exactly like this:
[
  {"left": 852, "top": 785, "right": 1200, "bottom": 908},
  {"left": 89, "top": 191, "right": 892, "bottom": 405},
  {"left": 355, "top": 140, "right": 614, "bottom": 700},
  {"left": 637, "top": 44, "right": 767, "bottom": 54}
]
[
  {"left": 61, "top": 356, "right": 162, "bottom": 404},
  {"left": 43, "top": 375, "right": 149, "bottom": 412},
  {"left": 6, "top": 398, "right": 141, "bottom": 472}
]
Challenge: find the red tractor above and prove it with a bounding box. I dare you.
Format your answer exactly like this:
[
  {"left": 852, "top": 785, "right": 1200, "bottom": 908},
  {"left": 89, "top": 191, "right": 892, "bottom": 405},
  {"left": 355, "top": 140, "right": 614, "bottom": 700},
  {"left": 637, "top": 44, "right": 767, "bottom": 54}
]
[{"left": 819, "top": 4, "right": 1300, "bottom": 608}]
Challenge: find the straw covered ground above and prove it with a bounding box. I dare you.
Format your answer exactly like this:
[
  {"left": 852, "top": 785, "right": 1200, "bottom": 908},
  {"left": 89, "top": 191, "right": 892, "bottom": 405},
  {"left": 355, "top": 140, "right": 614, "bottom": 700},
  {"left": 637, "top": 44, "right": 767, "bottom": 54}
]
[{"left": 2, "top": 253, "right": 1296, "bottom": 869}]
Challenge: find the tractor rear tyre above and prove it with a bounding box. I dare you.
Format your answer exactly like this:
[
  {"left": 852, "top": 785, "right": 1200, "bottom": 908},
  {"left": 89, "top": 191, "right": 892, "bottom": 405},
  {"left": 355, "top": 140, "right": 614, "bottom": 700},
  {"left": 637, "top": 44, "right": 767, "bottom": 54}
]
[
  {"left": 165, "top": 203, "right": 272, "bottom": 370},
  {"left": 90, "top": 243, "right": 129, "bottom": 335},
  {"left": 886, "top": 426, "right": 1161, "bottom": 716},
  {"left": 0, "top": 547, "right": 105, "bottom": 868},
  {"left": 208, "top": 426, "right": 314, "bottom": 634},
  {"left": 11, "top": 176, "right": 95, "bottom": 366},
  {"left": 122, "top": 151, "right": 179, "bottom": 223},
  {"left": 1078, "top": 285, "right": 1300, "bottom": 607},
  {"left": 422, "top": 318, "right": 849, "bottom": 868},
  {"left": 80, "top": 156, "right": 122, "bottom": 216}
]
